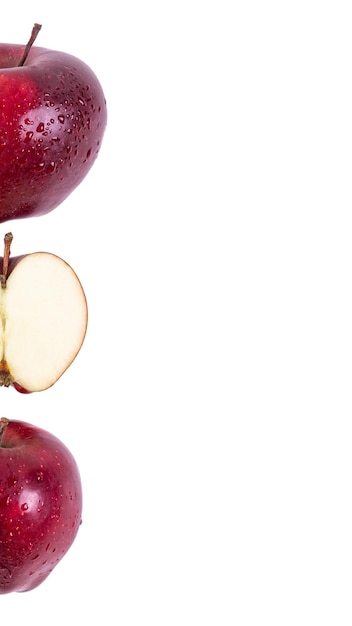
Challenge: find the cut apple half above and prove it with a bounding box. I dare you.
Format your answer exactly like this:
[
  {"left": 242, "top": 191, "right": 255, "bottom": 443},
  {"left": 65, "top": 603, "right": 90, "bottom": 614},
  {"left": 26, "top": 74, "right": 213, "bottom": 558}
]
[{"left": 0, "top": 233, "right": 88, "bottom": 393}]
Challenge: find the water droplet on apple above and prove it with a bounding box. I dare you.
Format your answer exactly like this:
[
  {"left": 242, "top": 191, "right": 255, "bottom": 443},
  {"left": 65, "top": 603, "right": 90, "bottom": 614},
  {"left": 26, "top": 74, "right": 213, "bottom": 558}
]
[
  {"left": 24, "top": 131, "right": 34, "bottom": 142},
  {"left": 21, "top": 503, "right": 28, "bottom": 511},
  {"left": 78, "top": 97, "right": 86, "bottom": 106},
  {"left": 36, "top": 122, "right": 45, "bottom": 133},
  {"left": 47, "top": 162, "right": 56, "bottom": 174},
  {"left": 58, "top": 115, "right": 65, "bottom": 124}
]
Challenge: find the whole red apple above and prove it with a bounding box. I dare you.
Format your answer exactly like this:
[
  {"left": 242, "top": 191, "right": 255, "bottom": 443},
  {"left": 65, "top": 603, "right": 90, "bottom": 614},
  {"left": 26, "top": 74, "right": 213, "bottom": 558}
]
[
  {"left": 0, "top": 25, "right": 107, "bottom": 223},
  {"left": 0, "top": 418, "right": 82, "bottom": 593}
]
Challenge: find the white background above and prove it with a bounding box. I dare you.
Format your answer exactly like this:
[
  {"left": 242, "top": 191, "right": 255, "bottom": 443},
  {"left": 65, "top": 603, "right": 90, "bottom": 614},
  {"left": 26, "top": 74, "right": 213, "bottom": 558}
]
[{"left": 1, "top": 0, "right": 352, "bottom": 623}]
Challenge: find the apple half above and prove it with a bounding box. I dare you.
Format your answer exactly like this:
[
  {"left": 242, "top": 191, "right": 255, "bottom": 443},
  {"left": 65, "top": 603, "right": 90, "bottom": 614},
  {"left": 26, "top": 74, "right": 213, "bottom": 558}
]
[{"left": 0, "top": 233, "right": 87, "bottom": 392}]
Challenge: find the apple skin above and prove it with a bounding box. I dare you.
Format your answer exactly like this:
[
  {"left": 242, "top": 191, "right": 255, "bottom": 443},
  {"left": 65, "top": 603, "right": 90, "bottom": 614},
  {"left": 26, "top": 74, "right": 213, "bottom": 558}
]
[
  {"left": 0, "top": 43, "right": 107, "bottom": 223},
  {"left": 0, "top": 418, "right": 82, "bottom": 593}
]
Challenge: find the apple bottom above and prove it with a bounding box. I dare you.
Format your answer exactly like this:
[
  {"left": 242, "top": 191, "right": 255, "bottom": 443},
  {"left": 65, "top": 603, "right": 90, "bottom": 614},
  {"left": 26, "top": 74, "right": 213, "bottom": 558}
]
[{"left": 0, "top": 419, "right": 82, "bottom": 593}]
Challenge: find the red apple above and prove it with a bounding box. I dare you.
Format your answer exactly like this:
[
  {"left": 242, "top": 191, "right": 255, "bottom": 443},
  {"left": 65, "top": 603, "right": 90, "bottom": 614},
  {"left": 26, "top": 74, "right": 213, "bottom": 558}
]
[
  {"left": 0, "top": 24, "right": 107, "bottom": 223},
  {"left": 0, "top": 417, "right": 82, "bottom": 593}
]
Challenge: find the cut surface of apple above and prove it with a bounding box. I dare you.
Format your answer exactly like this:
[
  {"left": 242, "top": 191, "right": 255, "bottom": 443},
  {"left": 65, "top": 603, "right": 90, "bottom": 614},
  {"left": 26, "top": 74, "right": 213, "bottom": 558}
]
[{"left": 0, "top": 236, "right": 87, "bottom": 392}]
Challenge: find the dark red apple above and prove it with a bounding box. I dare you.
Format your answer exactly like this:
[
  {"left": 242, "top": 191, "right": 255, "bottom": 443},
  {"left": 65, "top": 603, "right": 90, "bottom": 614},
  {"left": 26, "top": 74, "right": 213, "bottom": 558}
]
[
  {"left": 0, "top": 417, "right": 82, "bottom": 593},
  {"left": 0, "top": 24, "right": 107, "bottom": 223}
]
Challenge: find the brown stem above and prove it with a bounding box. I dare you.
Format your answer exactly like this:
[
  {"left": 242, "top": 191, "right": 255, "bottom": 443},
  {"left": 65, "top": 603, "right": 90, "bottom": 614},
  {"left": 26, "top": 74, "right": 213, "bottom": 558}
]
[
  {"left": 0, "top": 417, "right": 9, "bottom": 446},
  {"left": 18, "top": 23, "right": 42, "bottom": 67},
  {"left": 1, "top": 232, "right": 13, "bottom": 288}
]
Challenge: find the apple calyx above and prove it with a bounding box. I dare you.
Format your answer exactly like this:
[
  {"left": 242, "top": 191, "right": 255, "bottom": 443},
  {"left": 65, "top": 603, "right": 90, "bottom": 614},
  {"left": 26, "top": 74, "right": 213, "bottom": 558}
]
[
  {"left": 0, "top": 370, "right": 14, "bottom": 388},
  {"left": 18, "top": 23, "right": 42, "bottom": 67}
]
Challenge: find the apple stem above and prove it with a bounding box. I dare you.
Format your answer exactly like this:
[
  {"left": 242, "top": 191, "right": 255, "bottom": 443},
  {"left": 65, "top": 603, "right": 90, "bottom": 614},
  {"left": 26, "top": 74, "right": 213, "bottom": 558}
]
[
  {"left": 18, "top": 23, "right": 42, "bottom": 67},
  {"left": 1, "top": 232, "right": 13, "bottom": 288},
  {"left": 0, "top": 417, "right": 9, "bottom": 446}
]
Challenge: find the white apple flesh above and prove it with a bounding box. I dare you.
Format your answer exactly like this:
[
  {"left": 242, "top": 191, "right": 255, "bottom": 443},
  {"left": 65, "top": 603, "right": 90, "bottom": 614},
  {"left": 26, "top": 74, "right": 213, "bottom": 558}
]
[{"left": 0, "top": 233, "right": 87, "bottom": 392}]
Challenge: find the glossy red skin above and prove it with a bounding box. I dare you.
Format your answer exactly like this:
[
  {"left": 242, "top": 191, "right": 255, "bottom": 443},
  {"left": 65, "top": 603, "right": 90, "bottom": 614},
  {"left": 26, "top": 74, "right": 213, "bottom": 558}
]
[
  {"left": 11, "top": 382, "right": 31, "bottom": 394},
  {"left": 0, "top": 44, "right": 107, "bottom": 223},
  {"left": 0, "top": 419, "right": 82, "bottom": 593}
]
